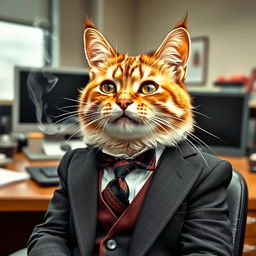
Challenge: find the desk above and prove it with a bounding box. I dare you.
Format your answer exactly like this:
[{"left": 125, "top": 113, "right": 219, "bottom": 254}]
[
  {"left": 0, "top": 154, "right": 59, "bottom": 255},
  {"left": 0, "top": 153, "right": 59, "bottom": 211},
  {"left": 0, "top": 153, "right": 254, "bottom": 211}
]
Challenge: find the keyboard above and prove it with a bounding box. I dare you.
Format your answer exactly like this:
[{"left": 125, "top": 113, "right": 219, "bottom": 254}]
[
  {"left": 26, "top": 166, "right": 59, "bottom": 186},
  {"left": 39, "top": 166, "right": 58, "bottom": 178}
]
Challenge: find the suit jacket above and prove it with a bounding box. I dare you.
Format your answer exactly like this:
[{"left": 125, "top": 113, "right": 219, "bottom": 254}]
[{"left": 27, "top": 141, "right": 233, "bottom": 256}]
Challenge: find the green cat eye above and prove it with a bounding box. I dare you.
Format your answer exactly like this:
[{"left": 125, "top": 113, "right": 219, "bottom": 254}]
[
  {"left": 100, "top": 80, "right": 117, "bottom": 94},
  {"left": 140, "top": 81, "right": 158, "bottom": 95}
]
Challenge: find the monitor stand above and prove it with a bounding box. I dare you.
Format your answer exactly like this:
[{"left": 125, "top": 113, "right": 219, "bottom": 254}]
[{"left": 23, "top": 136, "right": 86, "bottom": 161}]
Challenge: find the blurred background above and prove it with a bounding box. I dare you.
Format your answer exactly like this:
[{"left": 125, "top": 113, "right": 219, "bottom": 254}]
[
  {"left": 1, "top": 1, "right": 256, "bottom": 255},
  {"left": 1, "top": 0, "right": 256, "bottom": 149},
  {"left": 1, "top": 0, "right": 256, "bottom": 94}
]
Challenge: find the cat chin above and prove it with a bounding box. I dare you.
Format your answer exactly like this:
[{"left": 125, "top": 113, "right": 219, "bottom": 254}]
[
  {"left": 80, "top": 120, "right": 194, "bottom": 155},
  {"left": 104, "top": 122, "right": 154, "bottom": 139}
]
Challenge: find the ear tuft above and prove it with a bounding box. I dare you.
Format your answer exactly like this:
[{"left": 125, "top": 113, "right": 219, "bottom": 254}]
[
  {"left": 153, "top": 17, "right": 191, "bottom": 83},
  {"left": 84, "top": 18, "right": 97, "bottom": 30},
  {"left": 83, "top": 21, "right": 116, "bottom": 73},
  {"left": 174, "top": 14, "right": 189, "bottom": 30}
]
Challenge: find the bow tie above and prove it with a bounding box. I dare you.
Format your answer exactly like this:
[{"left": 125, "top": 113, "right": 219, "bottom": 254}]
[
  {"left": 96, "top": 149, "right": 156, "bottom": 216},
  {"left": 96, "top": 148, "right": 156, "bottom": 173}
]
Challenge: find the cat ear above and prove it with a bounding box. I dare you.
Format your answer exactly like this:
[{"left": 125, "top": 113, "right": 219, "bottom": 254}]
[
  {"left": 84, "top": 21, "right": 117, "bottom": 73},
  {"left": 153, "top": 25, "right": 191, "bottom": 82}
]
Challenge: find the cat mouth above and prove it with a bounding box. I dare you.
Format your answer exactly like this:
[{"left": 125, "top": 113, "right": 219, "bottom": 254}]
[{"left": 111, "top": 114, "right": 141, "bottom": 125}]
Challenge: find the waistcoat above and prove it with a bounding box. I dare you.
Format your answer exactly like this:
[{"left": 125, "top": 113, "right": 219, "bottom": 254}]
[{"left": 93, "top": 170, "right": 154, "bottom": 256}]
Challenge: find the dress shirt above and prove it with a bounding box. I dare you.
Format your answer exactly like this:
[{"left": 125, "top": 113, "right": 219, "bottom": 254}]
[{"left": 101, "top": 147, "right": 165, "bottom": 203}]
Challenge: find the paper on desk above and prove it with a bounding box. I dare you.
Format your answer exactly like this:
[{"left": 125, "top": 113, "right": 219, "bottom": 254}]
[{"left": 0, "top": 168, "right": 30, "bottom": 187}]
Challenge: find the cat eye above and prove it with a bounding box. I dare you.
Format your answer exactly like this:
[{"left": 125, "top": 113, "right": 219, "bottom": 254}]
[
  {"left": 100, "top": 80, "right": 117, "bottom": 94},
  {"left": 139, "top": 81, "right": 158, "bottom": 95}
]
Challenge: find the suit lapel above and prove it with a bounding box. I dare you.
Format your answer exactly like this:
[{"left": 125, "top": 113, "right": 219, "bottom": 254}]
[
  {"left": 129, "top": 142, "right": 203, "bottom": 256},
  {"left": 68, "top": 147, "right": 99, "bottom": 256}
]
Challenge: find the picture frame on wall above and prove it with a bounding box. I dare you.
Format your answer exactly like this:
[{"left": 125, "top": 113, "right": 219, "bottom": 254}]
[{"left": 185, "top": 37, "right": 209, "bottom": 85}]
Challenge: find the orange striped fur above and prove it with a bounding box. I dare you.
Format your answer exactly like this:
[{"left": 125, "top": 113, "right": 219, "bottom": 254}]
[{"left": 79, "top": 18, "right": 193, "bottom": 156}]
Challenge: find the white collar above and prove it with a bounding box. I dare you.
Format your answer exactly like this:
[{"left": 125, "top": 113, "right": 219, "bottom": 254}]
[{"left": 102, "top": 147, "right": 165, "bottom": 164}]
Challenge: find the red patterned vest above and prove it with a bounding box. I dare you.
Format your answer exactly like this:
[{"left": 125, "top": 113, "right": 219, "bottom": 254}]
[{"left": 93, "top": 171, "right": 154, "bottom": 256}]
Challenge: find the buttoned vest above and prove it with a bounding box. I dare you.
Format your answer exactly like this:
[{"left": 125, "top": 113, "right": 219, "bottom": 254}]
[{"left": 93, "top": 171, "right": 154, "bottom": 256}]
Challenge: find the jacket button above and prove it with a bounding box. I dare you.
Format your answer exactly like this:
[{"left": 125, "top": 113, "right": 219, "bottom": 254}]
[{"left": 106, "top": 239, "right": 117, "bottom": 250}]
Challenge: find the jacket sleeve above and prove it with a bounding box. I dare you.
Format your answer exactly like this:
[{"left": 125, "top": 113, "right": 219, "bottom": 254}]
[
  {"left": 27, "top": 150, "right": 77, "bottom": 256},
  {"left": 180, "top": 160, "right": 233, "bottom": 256}
]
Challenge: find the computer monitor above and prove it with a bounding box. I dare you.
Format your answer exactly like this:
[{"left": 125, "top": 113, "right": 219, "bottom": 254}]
[
  {"left": 188, "top": 90, "right": 249, "bottom": 156},
  {"left": 12, "top": 66, "right": 90, "bottom": 135}
]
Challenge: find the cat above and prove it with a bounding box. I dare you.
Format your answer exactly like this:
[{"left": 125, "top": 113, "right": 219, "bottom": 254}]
[
  {"left": 79, "top": 18, "right": 193, "bottom": 156},
  {"left": 28, "top": 19, "right": 234, "bottom": 256}
]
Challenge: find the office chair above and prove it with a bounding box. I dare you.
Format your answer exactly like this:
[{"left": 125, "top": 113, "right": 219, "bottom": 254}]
[
  {"left": 9, "top": 169, "right": 248, "bottom": 256},
  {"left": 226, "top": 170, "right": 248, "bottom": 256}
]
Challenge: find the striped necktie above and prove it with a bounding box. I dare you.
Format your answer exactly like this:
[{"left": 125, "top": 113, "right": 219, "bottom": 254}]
[{"left": 96, "top": 149, "right": 156, "bottom": 216}]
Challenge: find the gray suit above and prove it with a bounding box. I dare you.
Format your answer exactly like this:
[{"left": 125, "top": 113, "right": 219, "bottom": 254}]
[{"left": 28, "top": 141, "right": 233, "bottom": 256}]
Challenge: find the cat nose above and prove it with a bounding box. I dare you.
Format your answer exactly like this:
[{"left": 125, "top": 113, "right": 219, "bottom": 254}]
[{"left": 116, "top": 99, "right": 133, "bottom": 110}]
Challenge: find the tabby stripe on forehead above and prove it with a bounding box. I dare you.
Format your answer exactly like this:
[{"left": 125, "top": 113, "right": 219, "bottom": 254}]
[
  {"left": 113, "top": 65, "right": 123, "bottom": 79},
  {"left": 138, "top": 65, "right": 143, "bottom": 79},
  {"left": 123, "top": 57, "right": 135, "bottom": 78},
  {"left": 129, "top": 65, "right": 141, "bottom": 79},
  {"left": 124, "top": 63, "right": 131, "bottom": 78}
]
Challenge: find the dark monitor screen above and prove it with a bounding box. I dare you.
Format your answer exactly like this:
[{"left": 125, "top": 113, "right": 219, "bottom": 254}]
[
  {"left": 189, "top": 90, "right": 249, "bottom": 156},
  {"left": 13, "top": 67, "right": 90, "bottom": 134}
]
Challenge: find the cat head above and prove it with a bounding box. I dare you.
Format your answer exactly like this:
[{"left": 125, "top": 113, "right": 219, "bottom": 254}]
[{"left": 79, "top": 18, "right": 193, "bottom": 154}]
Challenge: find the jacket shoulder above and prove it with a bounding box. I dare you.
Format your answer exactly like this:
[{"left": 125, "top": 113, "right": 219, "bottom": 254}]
[
  {"left": 196, "top": 151, "right": 233, "bottom": 189},
  {"left": 57, "top": 146, "right": 93, "bottom": 178}
]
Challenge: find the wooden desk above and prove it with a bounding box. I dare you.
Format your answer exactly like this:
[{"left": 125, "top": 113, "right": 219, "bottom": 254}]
[
  {"left": 219, "top": 155, "right": 256, "bottom": 210},
  {"left": 0, "top": 153, "right": 254, "bottom": 211},
  {"left": 0, "top": 153, "right": 59, "bottom": 211}
]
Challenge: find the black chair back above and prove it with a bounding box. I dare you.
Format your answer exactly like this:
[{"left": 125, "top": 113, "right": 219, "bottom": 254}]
[{"left": 226, "top": 170, "right": 248, "bottom": 256}]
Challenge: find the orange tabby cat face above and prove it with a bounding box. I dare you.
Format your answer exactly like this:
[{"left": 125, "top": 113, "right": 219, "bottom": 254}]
[{"left": 79, "top": 19, "right": 193, "bottom": 152}]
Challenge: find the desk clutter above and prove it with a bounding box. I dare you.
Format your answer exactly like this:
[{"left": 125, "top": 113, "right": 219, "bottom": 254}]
[
  {"left": 26, "top": 166, "right": 59, "bottom": 186},
  {"left": 0, "top": 167, "right": 30, "bottom": 187},
  {"left": 0, "top": 134, "right": 17, "bottom": 158}
]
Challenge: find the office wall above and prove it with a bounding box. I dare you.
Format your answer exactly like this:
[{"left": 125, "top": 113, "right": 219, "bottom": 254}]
[
  {"left": 134, "top": 0, "right": 256, "bottom": 87},
  {"left": 58, "top": 0, "right": 88, "bottom": 68},
  {"left": 0, "top": 0, "right": 89, "bottom": 68},
  {"left": 2, "top": 0, "right": 256, "bottom": 84},
  {"left": 102, "top": 0, "right": 136, "bottom": 55},
  {"left": 0, "top": 0, "right": 49, "bottom": 25},
  {"left": 60, "top": 0, "right": 136, "bottom": 66}
]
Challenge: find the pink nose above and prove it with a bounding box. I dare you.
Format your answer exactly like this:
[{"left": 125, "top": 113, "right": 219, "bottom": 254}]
[{"left": 116, "top": 99, "right": 133, "bottom": 110}]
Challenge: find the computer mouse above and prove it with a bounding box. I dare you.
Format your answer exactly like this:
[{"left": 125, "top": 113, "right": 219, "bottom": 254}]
[{"left": 60, "top": 143, "right": 72, "bottom": 152}]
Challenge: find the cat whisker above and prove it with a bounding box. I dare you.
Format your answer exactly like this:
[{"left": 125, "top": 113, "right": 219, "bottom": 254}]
[
  {"left": 150, "top": 118, "right": 169, "bottom": 132},
  {"left": 50, "top": 110, "right": 84, "bottom": 119},
  {"left": 152, "top": 114, "right": 215, "bottom": 155},
  {"left": 90, "top": 116, "right": 110, "bottom": 135},
  {"left": 154, "top": 111, "right": 221, "bottom": 142},
  {"left": 168, "top": 120, "right": 215, "bottom": 155},
  {"left": 57, "top": 105, "right": 79, "bottom": 110},
  {"left": 151, "top": 116, "right": 170, "bottom": 126},
  {"left": 48, "top": 114, "right": 79, "bottom": 126},
  {"left": 169, "top": 115, "right": 221, "bottom": 141},
  {"left": 95, "top": 119, "right": 106, "bottom": 133},
  {"left": 189, "top": 109, "right": 210, "bottom": 119},
  {"left": 62, "top": 97, "right": 84, "bottom": 104},
  {"left": 65, "top": 127, "right": 82, "bottom": 143},
  {"left": 144, "top": 120, "right": 157, "bottom": 135},
  {"left": 101, "top": 118, "right": 109, "bottom": 132},
  {"left": 154, "top": 102, "right": 210, "bottom": 119},
  {"left": 83, "top": 116, "right": 107, "bottom": 127},
  {"left": 185, "top": 137, "right": 210, "bottom": 169},
  {"left": 166, "top": 123, "right": 210, "bottom": 168}
]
